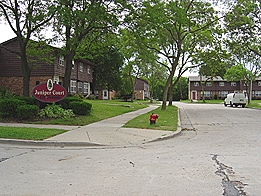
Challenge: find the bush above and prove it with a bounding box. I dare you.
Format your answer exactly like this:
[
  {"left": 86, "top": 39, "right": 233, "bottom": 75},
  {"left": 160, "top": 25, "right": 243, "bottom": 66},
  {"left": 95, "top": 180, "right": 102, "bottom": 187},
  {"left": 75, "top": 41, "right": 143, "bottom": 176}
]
[
  {"left": 69, "top": 101, "right": 92, "bottom": 115},
  {"left": 39, "top": 103, "right": 75, "bottom": 119},
  {"left": 61, "top": 96, "right": 82, "bottom": 109},
  {"left": 0, "top": 86, "right": 15, "bottom": 98},
  {"left": 17, "top": 105, "right": 39, "bottom": 119},
  {"left": 86, "top": 94, "right": 96, "bottom": 100},
  {"left": 0, "top": 98, "right": 26, "bottom": 118},
  {"left": 15, "top": 96, "right": 36, "bottom": 105}
]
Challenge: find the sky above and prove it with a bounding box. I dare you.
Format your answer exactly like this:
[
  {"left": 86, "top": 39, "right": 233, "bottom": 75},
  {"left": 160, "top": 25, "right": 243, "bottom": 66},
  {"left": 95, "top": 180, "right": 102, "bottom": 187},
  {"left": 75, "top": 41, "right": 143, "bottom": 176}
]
[{"left": 0, "top": 23, "right": 16, "bottom": 43}]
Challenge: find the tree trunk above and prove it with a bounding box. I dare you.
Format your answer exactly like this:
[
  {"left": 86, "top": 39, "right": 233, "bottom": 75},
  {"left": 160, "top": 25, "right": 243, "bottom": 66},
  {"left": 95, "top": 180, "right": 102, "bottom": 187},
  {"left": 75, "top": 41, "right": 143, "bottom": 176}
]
[
  {"left": 19, "top": 40, "right": 31, "bottom": 97},
  {"left": 162, "top": 70, "right": 175, "bottom": 110},
  {"left": 63, "top": 51, "right": 75, "bottom": 93},
  {"left": 168, "top": 82, "right": 174, "bottom": 106}
]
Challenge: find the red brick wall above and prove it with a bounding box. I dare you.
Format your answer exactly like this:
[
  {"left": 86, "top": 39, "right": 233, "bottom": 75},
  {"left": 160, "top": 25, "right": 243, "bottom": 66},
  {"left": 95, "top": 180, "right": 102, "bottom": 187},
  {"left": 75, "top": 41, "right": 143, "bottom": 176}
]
[{"left": 0, "top": 76, "right": 53, "bottom": 96}]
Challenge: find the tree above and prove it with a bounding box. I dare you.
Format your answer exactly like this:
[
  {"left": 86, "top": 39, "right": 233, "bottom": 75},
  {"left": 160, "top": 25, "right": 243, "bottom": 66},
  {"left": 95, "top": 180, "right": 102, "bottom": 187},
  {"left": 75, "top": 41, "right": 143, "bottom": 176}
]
[
  {"left": 224, "top": 0, "right": 261, "bottom": 58},
  {"left": 0, "top": 0, "right": 56, "bottom": 96},
  {"left": 92, "top": 46, "right": 123, "bottom": 92},
  {"left": 53, "top": 0, "right": 124, "bottom": 93},
  {"left": 224, "top": 63, "right": 260, "bottom": 104},
  {"left": 222, "top": 0, "right": 261, "bottom": 104},
  {"left": 124, "top": 0, "right": 220, "bottom": 109}
]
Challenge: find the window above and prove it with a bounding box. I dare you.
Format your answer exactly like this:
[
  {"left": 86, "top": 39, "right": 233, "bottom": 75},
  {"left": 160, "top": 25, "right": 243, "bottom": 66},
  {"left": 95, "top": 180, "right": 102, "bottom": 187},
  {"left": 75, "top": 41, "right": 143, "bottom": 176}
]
[
  {"left": 258, "top": 81, "right": 261, "bottom": 86},
  {"left": 206, "top": 82, "right": 212, "bottom": 87},
  {"left": 70, "top": 80, "right": 76, "bottom": 93},
  {"left": 53, "top": 76, "right": 59, "bottom": 84},
  {"left": 72, "top": 60, "right": 75, "bottom": 69},
  {"left": 36, "top": 81, "right": 40, "bottom": 85},
  {"left": 79, "top": 63, "right": 83, "bottom": 72},
  {"left": 231, "top": 82, "right": 237, "bottom": 86},
  {"left": 219, "top": 82, "right": 224, "bottom": 87},
  {"left": 194, "top": 82, "right": 199, "bottom": 86},
  {"left": 87, "top": 65, "right": 91, "bottom": 74},
  {"left": 59, "top": 56, "right": 64, "bottom": 66},
  {"left": 219, "top": 91, "right": 229, "bottom": 97},
  {"left": 201, "top": 91, "right": 211, "bottom": 97},
  {"left": 84, "top": 82, "right": 89, "bottom": 94},
  {"left": 254, "top": 91, "right": 261, "bottom": 97},
  {"left": 78, "top": 82, "right": 83, "bottom": 93}
]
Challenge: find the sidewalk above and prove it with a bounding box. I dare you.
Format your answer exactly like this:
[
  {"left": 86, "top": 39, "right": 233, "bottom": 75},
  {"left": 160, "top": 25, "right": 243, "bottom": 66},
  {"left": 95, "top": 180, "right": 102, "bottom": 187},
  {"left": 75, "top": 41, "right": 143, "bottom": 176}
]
[{"left": 0, "top": 105, "right": 181, "bottom": 147}]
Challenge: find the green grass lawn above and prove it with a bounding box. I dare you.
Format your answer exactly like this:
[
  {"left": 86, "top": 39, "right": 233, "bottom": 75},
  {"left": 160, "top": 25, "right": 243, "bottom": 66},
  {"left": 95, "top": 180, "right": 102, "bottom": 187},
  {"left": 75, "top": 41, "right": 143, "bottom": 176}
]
[
  {"left": 124, "top": 105, "right": 178, "bottom": 131},
  {"left": 0, "top": 126, "right": 66, "bottom": 140}
]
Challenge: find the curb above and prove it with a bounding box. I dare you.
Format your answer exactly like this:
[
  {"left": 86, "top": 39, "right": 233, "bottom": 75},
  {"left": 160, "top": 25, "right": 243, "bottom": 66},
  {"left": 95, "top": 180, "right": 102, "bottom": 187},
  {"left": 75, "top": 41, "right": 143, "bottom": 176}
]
[{"left": 0, "top": 138, "right": 103, "bottom": 147}]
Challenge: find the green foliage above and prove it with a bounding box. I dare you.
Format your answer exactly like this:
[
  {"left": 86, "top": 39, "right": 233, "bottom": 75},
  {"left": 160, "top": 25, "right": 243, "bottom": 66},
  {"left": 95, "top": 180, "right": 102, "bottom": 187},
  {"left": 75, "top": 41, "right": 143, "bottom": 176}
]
[
  {"left": 39, "top": 104, "right": 75, "bottom": 119},
  {"left": 93, "top": 47, "right": 123, "bottom": 91},
  {"left": 17, "top": 105, "right": 39, "bottom": 120},
  {"left": 0, "top": 86, "right": 15, "bottom": 98},
  {"left": 61, "top": 96, "right": 82, "bottom": 109},
  {"left": 69, "top": 101, "right": 92, "bottom": 116},
  {"left": 0, "top": 98, "right": 26, "bottom": 118},
  {"left": 224, "top": 64, "right": 247, "bottom": 82},
  {"left": 15, "top": 96, "right": 36, "bottom": 105},
  {"left": 86, "top": 94, "right": 96, "bottom": 100}
]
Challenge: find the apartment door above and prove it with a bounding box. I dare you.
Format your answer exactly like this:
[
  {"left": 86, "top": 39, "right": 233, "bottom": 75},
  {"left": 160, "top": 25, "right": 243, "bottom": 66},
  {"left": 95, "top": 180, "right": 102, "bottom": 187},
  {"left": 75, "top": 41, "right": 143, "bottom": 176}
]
[
  {"left": 192, "top": 91, "right": 197, "bottom": 100},
  {"left": 102, "top": 90, "right": 109, "bottom": 100}
]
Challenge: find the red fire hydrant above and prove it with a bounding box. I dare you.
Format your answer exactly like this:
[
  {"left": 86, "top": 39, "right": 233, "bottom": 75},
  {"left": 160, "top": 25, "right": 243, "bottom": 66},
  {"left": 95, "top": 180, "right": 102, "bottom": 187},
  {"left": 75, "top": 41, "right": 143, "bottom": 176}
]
[{"left": 150, "top": 113, "right": 159, "bottom": 124}]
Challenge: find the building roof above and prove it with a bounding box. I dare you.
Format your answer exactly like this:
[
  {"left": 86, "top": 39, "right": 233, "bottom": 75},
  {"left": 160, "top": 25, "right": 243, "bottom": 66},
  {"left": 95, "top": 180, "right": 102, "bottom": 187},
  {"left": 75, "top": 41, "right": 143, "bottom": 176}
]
[
  {"left": 188, "top": 76, "right": 224, "bottom": 82},
  {"left": 188, "top": 75, "right": 261, "bottom": 82}
]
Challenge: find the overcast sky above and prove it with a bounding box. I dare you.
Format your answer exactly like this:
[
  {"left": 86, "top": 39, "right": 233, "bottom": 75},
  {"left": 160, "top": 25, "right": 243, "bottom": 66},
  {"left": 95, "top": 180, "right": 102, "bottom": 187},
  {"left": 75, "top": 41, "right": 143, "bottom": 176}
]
[{"left": 0, "top": 23, "right": 16, "bottom": 43}]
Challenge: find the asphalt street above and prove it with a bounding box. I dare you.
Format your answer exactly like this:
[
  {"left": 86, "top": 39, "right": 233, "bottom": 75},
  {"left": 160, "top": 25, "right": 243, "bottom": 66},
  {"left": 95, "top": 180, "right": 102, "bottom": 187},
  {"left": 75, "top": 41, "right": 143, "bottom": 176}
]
[{"left": 0, "top": 102, "right": 261, "bottom": 196}]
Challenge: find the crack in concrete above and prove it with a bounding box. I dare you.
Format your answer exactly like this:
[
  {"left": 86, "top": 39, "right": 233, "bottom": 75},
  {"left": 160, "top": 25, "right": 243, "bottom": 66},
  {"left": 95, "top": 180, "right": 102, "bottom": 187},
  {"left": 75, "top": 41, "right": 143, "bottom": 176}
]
[{"left": 212, "top": 154, "right": 248, "bottom": 196}]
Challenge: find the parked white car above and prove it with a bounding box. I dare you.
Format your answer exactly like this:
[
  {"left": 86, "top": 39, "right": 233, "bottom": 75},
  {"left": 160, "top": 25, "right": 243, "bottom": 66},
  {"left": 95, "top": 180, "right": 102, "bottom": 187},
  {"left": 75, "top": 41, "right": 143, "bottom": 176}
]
[{"left": 224, "top": 93, "right": 246, "bottom": 107}]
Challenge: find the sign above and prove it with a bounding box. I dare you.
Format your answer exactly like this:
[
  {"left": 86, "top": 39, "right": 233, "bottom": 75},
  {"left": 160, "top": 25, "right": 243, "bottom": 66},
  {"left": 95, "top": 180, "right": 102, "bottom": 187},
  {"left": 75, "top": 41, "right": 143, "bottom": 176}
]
[{"left": 32, "top": 79, "right": 67, "bottom": 103}]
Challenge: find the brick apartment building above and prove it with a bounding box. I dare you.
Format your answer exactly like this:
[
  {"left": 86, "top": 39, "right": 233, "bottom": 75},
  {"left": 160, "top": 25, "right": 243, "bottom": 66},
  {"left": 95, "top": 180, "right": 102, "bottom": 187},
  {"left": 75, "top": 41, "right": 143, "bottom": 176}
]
[
  {"left": 134, "top": 78, "right": 150, "bottom": 100},
  {"left": 188, "top": 76, "right": 261, "bottom": 100},
  {"left": 0, "top": 37, "right": 95, "bottom": 97}
]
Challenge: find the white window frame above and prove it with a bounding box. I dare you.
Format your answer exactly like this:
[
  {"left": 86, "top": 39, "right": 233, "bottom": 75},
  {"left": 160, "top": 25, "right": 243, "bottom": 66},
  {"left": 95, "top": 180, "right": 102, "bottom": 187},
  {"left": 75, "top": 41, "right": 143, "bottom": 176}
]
[
  {"left": 84, "top": 82, "right": 89, "bottom": 94},
  {"left": 206, "top": 82, "right": 212, "bottom": 87},
  {"left": 87, "top": 65, "right": 91, "bottom": 74},
  {"left": 194, "top": 82, "right": 199, "bottom": 86},
  {"left": 59, "top": 56, "right": 64, "bottom": 66},
  {"left": 254, "top": 91, "right": 261, "bottom": 97},
  {"left": 72, "top": 60, "right": 75, "bottom": 69},
  {"left": 231, "top": 82, "right": 237, "bottom": 86},
  {"left": 70, "top": 80, "right": 76, "bottom": 93},
  {"left": 258, "top": 81, "right": 261, "bottom": 86},
  {"left": 79, "top": 63, "right": 83, "bottom": 72},
  {"left": 78, "top": 82, "right": 83, "bottom": 93},
  {"left": 53, "top": 76, "right": 59, "bottom": 84},
  {"left": 219, "top": 82, "right": 224, "bottom": 87},
  {"left": 201, "top": 91, "right": 211, "bottom": 97}
]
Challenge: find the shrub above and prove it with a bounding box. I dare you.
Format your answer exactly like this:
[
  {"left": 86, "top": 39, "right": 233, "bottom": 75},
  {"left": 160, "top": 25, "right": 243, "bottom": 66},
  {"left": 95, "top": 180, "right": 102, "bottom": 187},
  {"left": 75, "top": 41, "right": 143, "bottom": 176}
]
[
  {"left": 61, "top": 96, "right": 82, "bottom": 109},
  {"left": 69, "top": 101, "right": 92, "bottom": 115},
  {"left": 0, "top": 98, "right": 26, "bottom": 118},
  {"left": 0, "top": 86, "right": 15, "bottom": 98},
  {"left": 86, "top": 94, "right": 96, "bottom": 100},
  {"left": 39, "top": 103, "right": 75, "bottom": 119},
  {"left": 15, "top": 96, "right": 36, "bottom": 105},
  {"left": 17, "top": 105, "right": 39, "bottom": 119}
]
